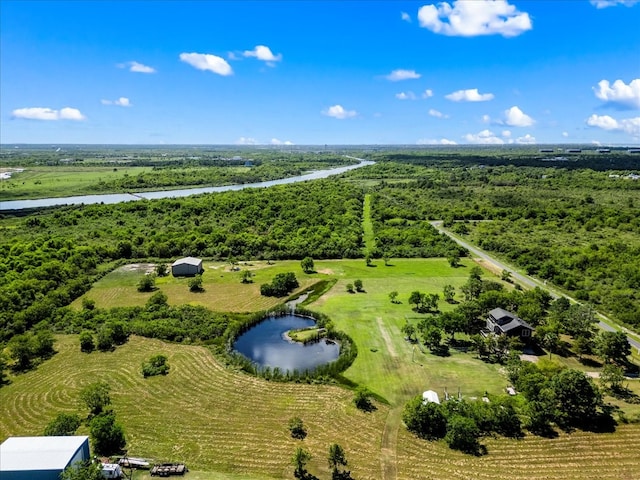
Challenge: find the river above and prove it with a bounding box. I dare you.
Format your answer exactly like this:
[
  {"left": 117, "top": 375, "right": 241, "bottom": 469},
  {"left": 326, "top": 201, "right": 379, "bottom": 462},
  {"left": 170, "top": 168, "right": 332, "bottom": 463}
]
[{"left": 0, "top": 157, "right": 374, "bottom": 211}]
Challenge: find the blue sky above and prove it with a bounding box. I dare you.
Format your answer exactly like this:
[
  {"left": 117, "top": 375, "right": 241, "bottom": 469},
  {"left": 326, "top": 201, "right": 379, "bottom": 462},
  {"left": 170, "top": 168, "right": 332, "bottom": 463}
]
[{"left": 1, "top": 0, "right": 639, "bottom": 145}]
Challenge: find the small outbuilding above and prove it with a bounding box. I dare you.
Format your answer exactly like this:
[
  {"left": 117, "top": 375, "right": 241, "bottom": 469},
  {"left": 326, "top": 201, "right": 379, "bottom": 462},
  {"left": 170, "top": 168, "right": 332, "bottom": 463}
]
[
  {"left": 422, "top": 390, "right": 440, "bottom": 404},
  {"left": 0, "top": 435, "right": 90, "bottom": 480},
  {"left": 171, "top": 257, "right": 204, "bottom": 277}
]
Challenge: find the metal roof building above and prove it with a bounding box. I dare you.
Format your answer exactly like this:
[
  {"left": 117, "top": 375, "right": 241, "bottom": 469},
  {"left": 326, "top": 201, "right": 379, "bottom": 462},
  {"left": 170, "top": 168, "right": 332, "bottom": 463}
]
[
  {"left": 171, "top": 256, "right": 204, "bottom": 276},
  {"left": 0, "top": 435, "right": 90, "bottom": 480}
]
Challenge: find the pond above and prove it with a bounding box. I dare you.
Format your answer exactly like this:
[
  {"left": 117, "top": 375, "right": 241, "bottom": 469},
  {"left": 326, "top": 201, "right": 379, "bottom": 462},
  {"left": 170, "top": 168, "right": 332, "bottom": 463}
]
[{"left": 233, "top": 314, "right": 340, "bottom": 373}]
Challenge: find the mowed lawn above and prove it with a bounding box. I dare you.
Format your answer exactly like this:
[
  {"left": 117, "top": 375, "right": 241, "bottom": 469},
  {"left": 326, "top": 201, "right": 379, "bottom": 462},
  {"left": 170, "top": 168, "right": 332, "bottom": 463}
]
[
  {"left": 2, "top": 336, "right": 640, "bottom": 480},
  {"left": 311, "top": 258, "right": 507, "bottom": 404}
]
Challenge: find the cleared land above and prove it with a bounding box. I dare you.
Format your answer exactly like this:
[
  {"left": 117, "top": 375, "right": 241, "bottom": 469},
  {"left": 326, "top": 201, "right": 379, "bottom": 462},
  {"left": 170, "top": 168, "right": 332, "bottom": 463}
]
[
  {"left": 0, "top": 166, "right": 152, "bottom": 199},
  {"left": 3, "top": 258, "right": 640, "bottom": 479}
]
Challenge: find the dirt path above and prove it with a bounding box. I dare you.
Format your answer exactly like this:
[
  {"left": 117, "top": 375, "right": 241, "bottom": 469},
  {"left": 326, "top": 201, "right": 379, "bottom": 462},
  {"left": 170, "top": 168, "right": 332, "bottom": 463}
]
[
  {"left": 380, "top": 406, "right": 402, "bottom": 480},
  {"left": 376, "top": 317, "right": 398, "bottom": 358}
]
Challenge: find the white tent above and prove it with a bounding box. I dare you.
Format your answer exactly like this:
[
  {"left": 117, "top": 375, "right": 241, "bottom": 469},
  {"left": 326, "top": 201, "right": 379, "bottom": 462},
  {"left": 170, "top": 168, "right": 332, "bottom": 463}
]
[{"left": 422, "top": 390, "right": 440, "bottom": 404}]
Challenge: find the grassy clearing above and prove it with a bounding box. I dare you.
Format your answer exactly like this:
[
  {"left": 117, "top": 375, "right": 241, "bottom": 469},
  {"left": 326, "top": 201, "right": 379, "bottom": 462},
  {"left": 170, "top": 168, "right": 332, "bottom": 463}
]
[
  {"left": 362, "top": 193, "right": 375, "bottom": 254},
  {"left": 73, "top": 261, "right": 327, "bottom": 312},
  {"left": 312, "top": 258, "right": 506, "bottom": 405},
  {"left": 0, "top": 166, "right": 152, "bottom": 199}
]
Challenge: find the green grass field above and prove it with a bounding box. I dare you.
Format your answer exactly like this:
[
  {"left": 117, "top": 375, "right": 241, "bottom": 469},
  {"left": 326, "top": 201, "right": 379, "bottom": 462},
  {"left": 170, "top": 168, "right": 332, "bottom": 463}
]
[
  {"left": 0, "top": 166, "right": 152, "bottom": 199},
  {"left": 3, "top": 258, "right": 640, "bottom": 479}
]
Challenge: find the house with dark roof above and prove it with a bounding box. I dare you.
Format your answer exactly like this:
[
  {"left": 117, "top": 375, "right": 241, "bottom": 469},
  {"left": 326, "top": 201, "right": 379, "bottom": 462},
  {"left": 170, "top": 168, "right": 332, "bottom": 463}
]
[{"left": 486, "top": 308, "right": 533, "bottom": 340}]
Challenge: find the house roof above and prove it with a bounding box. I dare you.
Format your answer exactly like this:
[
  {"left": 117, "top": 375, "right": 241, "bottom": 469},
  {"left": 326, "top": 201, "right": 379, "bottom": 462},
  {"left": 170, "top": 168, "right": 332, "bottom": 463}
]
[
  {"left": 0, "top": 436, "right": 89, "bottom": 471},
  {"left": 488, "top": 308, "right": 533, "bottom": 332},
  {"left": 171, "top": 256, "right": 202, "bottom": 267}
]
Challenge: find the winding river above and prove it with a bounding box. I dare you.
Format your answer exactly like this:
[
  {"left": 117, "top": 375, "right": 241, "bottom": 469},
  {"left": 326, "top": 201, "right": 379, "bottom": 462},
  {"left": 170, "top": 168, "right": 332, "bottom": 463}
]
[{"left": 0, "top": 157, "right": 373, "bottom": 211}]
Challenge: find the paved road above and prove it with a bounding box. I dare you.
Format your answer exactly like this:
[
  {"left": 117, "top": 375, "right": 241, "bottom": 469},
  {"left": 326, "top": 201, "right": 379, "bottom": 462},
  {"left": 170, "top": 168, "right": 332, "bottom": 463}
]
[{"left": 431, "top": 221, "right": 640, "bottom": 352}]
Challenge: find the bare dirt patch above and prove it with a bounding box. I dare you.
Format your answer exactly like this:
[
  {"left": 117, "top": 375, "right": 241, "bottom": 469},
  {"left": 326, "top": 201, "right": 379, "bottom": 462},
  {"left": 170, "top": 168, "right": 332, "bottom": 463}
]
[
  {"left": 318, "top": 268, "right": 335, "bottom": 275},
  {"left": 520, "top": 354, "right": 540, "bottom": 363},
  {"left": 474, "top": 258, "right": 503, "bottom": 277},
  {"left": 117, "top": 263, "right": 156, "bottom": 274},
  {"left": 377, "top": 317, "right": 398, "bottom": 358}
]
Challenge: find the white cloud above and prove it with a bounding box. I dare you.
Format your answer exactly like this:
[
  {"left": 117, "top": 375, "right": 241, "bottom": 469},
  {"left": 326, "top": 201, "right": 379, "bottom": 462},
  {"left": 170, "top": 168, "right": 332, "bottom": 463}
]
[
  {"left": 591, "top": 140, "right": 602, "bottom": 146},
  {"left": 464, "top": 129, "right": 505, "bottom": 144},
  {"left": 235, "top": 137, "right": 258, "bottom": 145},
  {"left": 385, "top": 69, "right": 421, "bottom": 81},
  {"left": 445, "top": 88, "right": 494, "bottom": 102},
  {"left": 270, "top": 138, "right": 294, "bottom": 145},
  {"left": 590, "top": 0, "right": 638, "bottom": 8},
  {"left": 482, "top": 114, "right": 492, "bottom": 124},
  {"left": 593, "top": 79, "right": 640, "bottom": 109},
  {"left": 418, "top": 0, "right": 532, "bottom": 37},
  {"left": 428, "top": 108, "right": 449, "bottom": 118},
  {"left": 322, "top": 104, "right": 357, "bottom": 119},
  {"left": 243, "top": 45, "right": 282, "bottom": 64},
  {"left": 516, "top": 133, "right": 536, "bottom": 144},
  {"left": 562, "top": 131, "right": 569, "bottom": 137},
  {"left": 180, "top": 52, "right": 233, "bottom": 76},
  {"left": 396, "top": 91, "right": 417, "bottom": 100},
  {"left": 422, "top": 89, "right": 434, "bottom": 98},
  {"left": 502, "top": 130, "right": 512, "bottom": 137},
  {"left": 118, "top": 61, "right": 156, "bottom": 73},
  {"left": 586, "top": 114, "right": 640, "bottom": 137},
  {"left": 101, "top": 97, "right": 132, "bottom": 107},
  {"left": 401, "top": 11, "right": 411, "bottom": 22},
  {"left": 12, "top": 107, "right": 86, "bottom": 121},
  {"left": 417, "top": 138, "right": 457, "bottom": 145},
  {"left": 504, "top": 106, "right": 535, "bottom": 126}
]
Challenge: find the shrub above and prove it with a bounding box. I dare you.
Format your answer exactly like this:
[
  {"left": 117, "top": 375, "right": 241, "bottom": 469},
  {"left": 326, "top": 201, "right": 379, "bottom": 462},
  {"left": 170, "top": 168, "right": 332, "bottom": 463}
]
[
  {"left": 137, "top": 274, "right": 156, "bottom": 292},
  {"left": 79, "top": 331, "right": 95, "bottom": 353},
  {"left": 44, "top": 413, "right": 81, "bottom": 436},
  {"left": 188, "top": 274, "right": 204, "bottom": 292},
  {"left": 288, "top": 416, "right": 307, "bottom": 439},
  {"left": 142, "top": 354, "right": 170, "bottom": 378}
]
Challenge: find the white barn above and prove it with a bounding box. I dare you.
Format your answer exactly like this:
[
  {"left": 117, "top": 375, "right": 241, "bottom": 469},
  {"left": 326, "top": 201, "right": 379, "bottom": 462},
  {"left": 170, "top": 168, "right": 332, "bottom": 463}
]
[
  {"left": 171, "top": 257, "right": 204, "bottom": 276},
  {"left": 0, "top": 436, "right": 90, "bottom": 480}
]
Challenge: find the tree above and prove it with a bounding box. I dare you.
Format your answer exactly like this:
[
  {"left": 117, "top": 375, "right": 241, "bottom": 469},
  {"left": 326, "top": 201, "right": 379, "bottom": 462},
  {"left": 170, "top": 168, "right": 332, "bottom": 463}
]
[
  {"left": 328, "top": 443, "right": 349, "bottom": 479},
  {"left": 80, "top": 381, "right": 111, "bottom": 416},
  {"left": 422, "top": 325, "right": 443, "bottom": 352},
  {"left": 33, "top": 329, "right": 55, "bottom": 358},
  {"left": 261, "top": 272, "right": 298, "bottom": 297},
  {"left": 389, "top": 291, "right": 399, "bottom": 303},
  {"left": 8, "top": 334, "right": 34, "bottom": 371},
  {"left": 142, "top": 354, "right": 170, "bottom": 377},
  {"left": 600, "top": 363, "right": 625, "bottom": 392},
  {"left": 155, "top": 263, "right": 168, "bottom": 277},
  {"left": 89, "top": 412, "right": 126, "bottom": 456},
  {"left": 241, "top": 269, "right": 253, "bottom": 283},
  {"left": 448, "top": 254, "right": 460, "bottom": 268},
  {"left": 60, "top": 460, "right": 103, "bottom": 480},
  {"left": 443, "top": 284, "right": 456, "bottom": 303},
  {"left": 137, "top": 274, "right": 156, "bottom": 292},
  {"left": 402, "top": 395, "right": 447, "bottom": 440},
  {"left": 79, "top": 332, "right": 95, "bottom": 354},
  {"left": 188, "top": 274, "right": 204, "bottom": 292},
  {"left": 401, "top": 322, "right": 416, "bottom": 342},
  {"left": 146, "top": 290, "right": 168, "bottom": 310},
  {"left": 353, "top": 386, "right": 374, "bottom": 411},
  {"left": 288, "top": 416, "right": 306, "bottom": 439},
  {"left": 550, "top": 368, "right": 603, "bottom": 427},
  {"left": 0, "top": 354, "right": 8, "bottom": 386},
  {"left": 353, "top": 279, "right": 363, "bottom": 292},
  {"left": 291, "top": 447, "right": 312, "bottom": 479},
  {"left": 409, "top": 291, "right": 423, "bottom": 310},
  {"left": 301, "top": 257, "right": 315, "bottom": 274},
  {"left": 96, "top": 326, "right": 114, "bottom": 352},
  {"left": 595, "top": 331, "right": 631, "bottom": 364},
  {"left": 82, "top": 297, "right": 96, "bottom": 310},
  {"left": 44, "top": 413, "right": 81, "bottom": 436},
  {"left": 501, "top": 269, "right": 512, "bottom": 282},
  {"left": 345, "top": 283, "right": 354, "bottom": 294},
  {"left": 438, "top": 311, "right": 465, "bottom": 342},
  {"left": 445, "top": 415, "right": 481, "bottom": 454}
]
